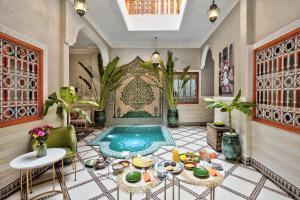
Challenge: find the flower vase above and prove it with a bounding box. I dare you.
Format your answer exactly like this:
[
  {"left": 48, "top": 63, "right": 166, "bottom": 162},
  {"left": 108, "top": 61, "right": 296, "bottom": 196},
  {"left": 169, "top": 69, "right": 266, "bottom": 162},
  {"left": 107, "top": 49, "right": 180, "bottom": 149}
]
[{"left": 37, "top": 143, "right": 47, "bottom": 157}]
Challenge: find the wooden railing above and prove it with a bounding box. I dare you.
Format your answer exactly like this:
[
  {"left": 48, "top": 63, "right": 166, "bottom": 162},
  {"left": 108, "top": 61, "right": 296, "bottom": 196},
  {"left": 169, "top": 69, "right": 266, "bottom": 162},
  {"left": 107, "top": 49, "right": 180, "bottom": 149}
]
[{"left": 125, "top": 0, "right": 182, "bottom": 15}]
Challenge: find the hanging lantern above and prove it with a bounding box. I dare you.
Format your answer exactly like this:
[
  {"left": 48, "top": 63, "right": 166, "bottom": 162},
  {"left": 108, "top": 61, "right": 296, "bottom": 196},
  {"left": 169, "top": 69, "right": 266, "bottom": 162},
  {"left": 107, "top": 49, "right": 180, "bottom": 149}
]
[
  {"left": 151, "top": 37, "right": 161, "bottom": 67},
  {"left": 151, "top": 50, "right": 161, "bottom": 67},
  {"left": 208, "top": 0, "right": 220, "bottom": 23},
  {"left": 74, "top": 0, "right": 88, "bottom": 17}
]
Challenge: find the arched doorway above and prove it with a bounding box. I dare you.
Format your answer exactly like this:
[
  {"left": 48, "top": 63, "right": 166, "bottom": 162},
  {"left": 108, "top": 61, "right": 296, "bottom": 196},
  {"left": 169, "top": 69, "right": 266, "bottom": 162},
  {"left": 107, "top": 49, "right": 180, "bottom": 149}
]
[{"left": 200, "top": 45, "right": 214, "bottom": 97}]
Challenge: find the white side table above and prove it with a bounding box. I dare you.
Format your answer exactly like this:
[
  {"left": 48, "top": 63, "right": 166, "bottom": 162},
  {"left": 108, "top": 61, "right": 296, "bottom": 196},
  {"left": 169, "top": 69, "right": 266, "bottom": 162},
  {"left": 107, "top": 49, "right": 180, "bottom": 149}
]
[{"left": 10, "top": 148, "right": 66, "bottom": 200}]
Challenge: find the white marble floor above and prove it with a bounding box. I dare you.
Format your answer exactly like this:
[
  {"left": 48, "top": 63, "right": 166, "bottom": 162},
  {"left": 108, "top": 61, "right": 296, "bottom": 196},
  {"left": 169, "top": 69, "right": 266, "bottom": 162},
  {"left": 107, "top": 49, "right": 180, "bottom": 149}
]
[{"left": 7, "top": 126, "right": 293, "bottom": 200}]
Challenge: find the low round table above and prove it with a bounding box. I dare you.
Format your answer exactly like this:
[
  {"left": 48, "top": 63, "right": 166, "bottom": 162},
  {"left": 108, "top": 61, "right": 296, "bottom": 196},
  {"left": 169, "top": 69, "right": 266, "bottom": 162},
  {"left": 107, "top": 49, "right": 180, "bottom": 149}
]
[
  {"left": 175, "top": 169, "right": 224, "bottom": 200},
  {"left": 10, "top": 148, "right": 66, "bottom": 200}
]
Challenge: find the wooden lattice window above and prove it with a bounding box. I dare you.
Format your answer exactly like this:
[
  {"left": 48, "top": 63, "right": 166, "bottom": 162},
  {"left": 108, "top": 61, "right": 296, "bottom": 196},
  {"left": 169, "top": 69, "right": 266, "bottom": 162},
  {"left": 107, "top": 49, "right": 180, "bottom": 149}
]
[
  {"left": 0, "top": 32, "right": 43, "bottom": 127},
  {"left": 174, "top": 72, "right": 199, "bottom": 104},
  {"left": 253, "top": 27, "right": 300, "bottom": 134}
]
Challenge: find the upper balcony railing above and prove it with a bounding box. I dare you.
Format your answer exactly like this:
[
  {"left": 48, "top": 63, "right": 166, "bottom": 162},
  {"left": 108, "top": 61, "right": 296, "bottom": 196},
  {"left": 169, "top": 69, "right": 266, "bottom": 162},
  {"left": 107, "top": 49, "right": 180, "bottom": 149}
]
[{"left": 125, "top": 0, "right": 182, "bottom": 15}]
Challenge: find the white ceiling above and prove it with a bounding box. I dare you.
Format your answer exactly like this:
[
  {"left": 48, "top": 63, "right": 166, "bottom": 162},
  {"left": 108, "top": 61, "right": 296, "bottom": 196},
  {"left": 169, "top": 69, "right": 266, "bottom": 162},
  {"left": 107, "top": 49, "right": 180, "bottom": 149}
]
[{"left": 82, "top": 0, "right": 239, "bottom": 48}]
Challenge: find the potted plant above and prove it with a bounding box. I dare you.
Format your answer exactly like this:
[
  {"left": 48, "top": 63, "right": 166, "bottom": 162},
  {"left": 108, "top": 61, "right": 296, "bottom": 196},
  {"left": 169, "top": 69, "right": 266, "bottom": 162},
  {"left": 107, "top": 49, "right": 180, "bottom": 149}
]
[
  {"left": 44, "top": 86, "right": 98, "bottom": 125},
  {"left": 141, "top": 51, "right": 190, "bottom": 127},
  {"left": 78, "top": 53, "right": 124, "bottom": 127},
  {"left": 205, "top": 89, "right": 255, "bottom": 160},
  {"left": 29, "top": 125, "right": 52, "bottom": 157}
]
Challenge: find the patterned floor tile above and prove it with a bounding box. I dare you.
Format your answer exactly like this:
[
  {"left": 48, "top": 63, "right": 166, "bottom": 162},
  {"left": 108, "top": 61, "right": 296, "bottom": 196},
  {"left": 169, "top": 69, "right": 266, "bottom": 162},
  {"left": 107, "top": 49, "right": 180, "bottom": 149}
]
[
  {"left": 256, "top": 188, "right": 291, "bottom": 200},
  {"left": 7, "top": 126, "right": 293, "bottom": 200}
]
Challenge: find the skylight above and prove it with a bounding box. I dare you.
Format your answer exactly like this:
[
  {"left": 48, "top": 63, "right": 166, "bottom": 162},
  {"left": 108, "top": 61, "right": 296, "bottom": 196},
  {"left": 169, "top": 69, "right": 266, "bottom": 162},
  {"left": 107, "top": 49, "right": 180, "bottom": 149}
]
[{"left": 117, "top": 0, "right": 187, "bottom": 31}]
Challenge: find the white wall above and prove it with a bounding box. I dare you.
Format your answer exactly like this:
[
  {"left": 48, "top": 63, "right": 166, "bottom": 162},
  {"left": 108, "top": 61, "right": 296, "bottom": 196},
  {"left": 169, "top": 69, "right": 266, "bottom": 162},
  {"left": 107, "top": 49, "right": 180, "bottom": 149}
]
[{"left": 111, "top": 48, "right": 214, "bottom": 123}]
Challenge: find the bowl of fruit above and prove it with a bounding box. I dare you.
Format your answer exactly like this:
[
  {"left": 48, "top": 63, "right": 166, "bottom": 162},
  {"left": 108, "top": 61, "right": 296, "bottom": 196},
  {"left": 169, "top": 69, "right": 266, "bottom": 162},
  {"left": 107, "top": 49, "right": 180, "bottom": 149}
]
[
  {"left": 213, "top": 121, "right": 225, "bottom": 127},
  {"left": 179, "top": 152, "right": 200, "bottom": 163}
]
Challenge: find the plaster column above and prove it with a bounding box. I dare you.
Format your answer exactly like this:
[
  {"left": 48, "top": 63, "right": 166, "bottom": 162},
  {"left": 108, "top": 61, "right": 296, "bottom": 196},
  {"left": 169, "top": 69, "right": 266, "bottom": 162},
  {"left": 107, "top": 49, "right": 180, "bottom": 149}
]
[{"left": 239, "top": 0, "right": 254, "bottom": 158}]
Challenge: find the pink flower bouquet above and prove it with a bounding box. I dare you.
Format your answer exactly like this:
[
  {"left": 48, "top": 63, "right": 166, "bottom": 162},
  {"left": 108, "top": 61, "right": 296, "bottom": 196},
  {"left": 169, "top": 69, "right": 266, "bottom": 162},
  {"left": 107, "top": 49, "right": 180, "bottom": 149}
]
[{"left": 29, "top": 125, "right": 52, "bottom": 145}]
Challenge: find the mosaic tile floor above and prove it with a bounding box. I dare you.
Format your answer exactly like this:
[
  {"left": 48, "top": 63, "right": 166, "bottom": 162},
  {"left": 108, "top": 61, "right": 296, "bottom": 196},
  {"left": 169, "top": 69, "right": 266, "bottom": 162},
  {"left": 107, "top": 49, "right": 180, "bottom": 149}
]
[{"left": 7, "top": 126, "right": 293, "bottom": 200}]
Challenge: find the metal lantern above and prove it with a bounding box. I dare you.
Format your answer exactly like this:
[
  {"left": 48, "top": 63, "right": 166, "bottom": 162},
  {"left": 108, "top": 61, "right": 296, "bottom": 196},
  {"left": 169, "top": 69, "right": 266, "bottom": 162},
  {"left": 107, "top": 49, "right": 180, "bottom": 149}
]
[
  {"left": 151, "top": 37, "right": 160, "bottom": 67},
  {"left": 74, "top": 0, "right": 88, "bottom": 17},
  {"left": 151, "top": 50, "right": 161, "bottom": 67},
  {"left": 208, "top": 0, "right": 220, "bottom": 23}
]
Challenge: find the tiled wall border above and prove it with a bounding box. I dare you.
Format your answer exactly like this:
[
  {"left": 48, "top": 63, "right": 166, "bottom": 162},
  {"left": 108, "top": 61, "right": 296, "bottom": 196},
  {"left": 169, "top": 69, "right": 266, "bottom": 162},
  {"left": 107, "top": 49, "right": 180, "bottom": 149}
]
[{"left": 241, "top": 155, "right": 300, "bottom": 200}]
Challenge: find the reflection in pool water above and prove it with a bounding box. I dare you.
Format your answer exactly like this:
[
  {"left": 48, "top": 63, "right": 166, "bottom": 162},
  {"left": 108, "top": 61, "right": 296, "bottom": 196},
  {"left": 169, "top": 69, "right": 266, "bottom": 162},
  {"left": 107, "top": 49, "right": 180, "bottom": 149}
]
[{"left": 101, "top": 127, "right": 165, "bottom": 152}]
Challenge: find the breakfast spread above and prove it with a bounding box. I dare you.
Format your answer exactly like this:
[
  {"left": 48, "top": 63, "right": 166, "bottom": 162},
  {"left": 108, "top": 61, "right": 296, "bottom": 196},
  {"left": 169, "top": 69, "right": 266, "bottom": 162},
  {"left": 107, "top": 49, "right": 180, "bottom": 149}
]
[{"left": 179, "top": 152, "right": 200, "bottom": 163}]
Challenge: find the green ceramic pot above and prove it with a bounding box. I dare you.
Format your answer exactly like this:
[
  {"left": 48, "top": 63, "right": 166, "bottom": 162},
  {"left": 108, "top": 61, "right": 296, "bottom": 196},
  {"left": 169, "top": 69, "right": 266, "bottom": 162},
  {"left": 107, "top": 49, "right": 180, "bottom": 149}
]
[
  {"left": 222, "top": 132, "right": 241, "bottom": 161},
  {"left": 94, "top": 110, "right": 106, "bottom": 127},
  {"left": 36, "top": 143, "right": 47, "bottom": 158},
  {"left": 167, "top": 109, "right": 178, "bottom": 127}
]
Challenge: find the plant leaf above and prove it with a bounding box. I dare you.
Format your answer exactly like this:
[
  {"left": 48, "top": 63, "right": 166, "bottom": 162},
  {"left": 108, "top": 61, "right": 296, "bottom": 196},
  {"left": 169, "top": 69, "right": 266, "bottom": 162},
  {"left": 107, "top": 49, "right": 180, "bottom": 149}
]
[
  {"left": 79, "top": 76, "right": 92, "bottom": 89},
  {"left": 72, "top": 108, "right": 92, "bottom": 123},
  {"left": 78, "top": 62, "right": 93, "bottom": 78}
]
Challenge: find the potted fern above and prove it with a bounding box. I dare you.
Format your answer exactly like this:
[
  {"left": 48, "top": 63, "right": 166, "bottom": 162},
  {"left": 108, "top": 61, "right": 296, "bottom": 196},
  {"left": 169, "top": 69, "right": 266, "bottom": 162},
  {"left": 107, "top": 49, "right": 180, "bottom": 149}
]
[
  {"left": 205, "top": 89, "right": 255, "bottom": 160},
  {"left": 141, "top": 51, "right": 190, "bottom": 127},
  {"left": 78, "top": 53, "right": 124, "bottom": 127},
  {"left": 44, "top": 86, "right": 98, "bottom": 125}
]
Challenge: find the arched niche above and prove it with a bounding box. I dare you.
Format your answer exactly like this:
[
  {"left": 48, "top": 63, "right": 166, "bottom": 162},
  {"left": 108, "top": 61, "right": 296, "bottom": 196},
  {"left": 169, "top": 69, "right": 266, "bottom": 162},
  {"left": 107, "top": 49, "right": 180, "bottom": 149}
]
[
  {"left": 200, "top": 45, "right": 214, "bottom": 97},
  {"left": 71, "top": 25, "right": 109, "bottom": 65}
]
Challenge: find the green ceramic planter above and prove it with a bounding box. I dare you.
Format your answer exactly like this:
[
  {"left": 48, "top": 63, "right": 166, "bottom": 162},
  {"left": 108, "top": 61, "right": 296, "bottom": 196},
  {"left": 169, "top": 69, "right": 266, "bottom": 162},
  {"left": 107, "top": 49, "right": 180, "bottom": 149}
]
[
  {"left": 222, "top": 132, "right": 241, "bottom": 161},
  {"left": 94, "top": 110, "right": 106, "bottom": 127},
  {"left": 167, "top": 109, "right": 178, "bottom": 127}
]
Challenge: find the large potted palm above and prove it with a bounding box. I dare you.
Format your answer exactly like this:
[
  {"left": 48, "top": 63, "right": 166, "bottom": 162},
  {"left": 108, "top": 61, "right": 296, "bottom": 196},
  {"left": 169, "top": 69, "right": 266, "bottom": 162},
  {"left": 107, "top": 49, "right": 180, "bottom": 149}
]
[
  {"left": 205, "top": 89, "right": 255, "bottom": 160},
  {"left": 44, "top": 86, "right": 98, "bottom": 125},
  {"left": 78, "top": 53, "right": 124, "bottom": 127},
  {"left": 141, "top": 51, "right": 190, "bottom": 127}
]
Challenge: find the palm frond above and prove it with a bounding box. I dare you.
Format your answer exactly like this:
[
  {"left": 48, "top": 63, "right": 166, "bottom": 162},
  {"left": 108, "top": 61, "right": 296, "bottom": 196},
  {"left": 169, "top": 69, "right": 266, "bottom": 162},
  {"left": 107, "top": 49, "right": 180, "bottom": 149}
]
[
  {"left": 78, "top": 62, "right": 93, "bottom": 78},
  {"left": 79, "top": 76, "right": 92, "bottom": 89}
]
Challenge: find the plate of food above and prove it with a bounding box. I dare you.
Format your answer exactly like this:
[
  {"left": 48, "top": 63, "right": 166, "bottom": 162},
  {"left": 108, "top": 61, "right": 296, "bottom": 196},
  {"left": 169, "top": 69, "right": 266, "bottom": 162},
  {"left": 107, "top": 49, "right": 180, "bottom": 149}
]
[
  {"left": 179, "top": 152, "right": 200, "bottom": 163},
  {"left": 213, "top": 121, "right": 225, "bottom": 127},
  {"left": 133, "top": 157, "right": 153, "bottom": 168},
  {"left": 184, "top": 162, "right": 197, "bottom": 170},
  {"left": 126, "top": 171, "right": 142, "bottom": 183},
  {"left": 193, "top": 167, "right": 209, "bottom": 179},
  {"left": 118, "top": 160, "right": 130, "bottom": 168},
  {"left": 158, "top": 160, "right": 183, "bottom": 174}
]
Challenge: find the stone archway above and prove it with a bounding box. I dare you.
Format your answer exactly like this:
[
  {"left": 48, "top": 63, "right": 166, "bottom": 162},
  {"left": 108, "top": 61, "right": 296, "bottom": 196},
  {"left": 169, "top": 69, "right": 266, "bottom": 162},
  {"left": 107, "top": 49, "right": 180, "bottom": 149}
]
[{"left": 201, "top": 45, "right": 214, "bottom": 96}]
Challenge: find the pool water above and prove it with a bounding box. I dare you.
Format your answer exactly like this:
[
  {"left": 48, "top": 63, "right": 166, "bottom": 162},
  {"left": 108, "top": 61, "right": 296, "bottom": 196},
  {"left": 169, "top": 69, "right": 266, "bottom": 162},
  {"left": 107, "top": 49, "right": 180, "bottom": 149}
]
[{"left": 101, "top": 126, "right": 165, "bottom": 152}]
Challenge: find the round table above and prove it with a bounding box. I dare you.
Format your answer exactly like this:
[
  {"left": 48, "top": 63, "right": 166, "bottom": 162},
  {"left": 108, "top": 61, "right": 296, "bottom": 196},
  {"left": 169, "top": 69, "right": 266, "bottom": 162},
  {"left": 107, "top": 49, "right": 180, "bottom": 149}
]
[{"left": 10, "top": 148, "right": 66, "bottom": 200}]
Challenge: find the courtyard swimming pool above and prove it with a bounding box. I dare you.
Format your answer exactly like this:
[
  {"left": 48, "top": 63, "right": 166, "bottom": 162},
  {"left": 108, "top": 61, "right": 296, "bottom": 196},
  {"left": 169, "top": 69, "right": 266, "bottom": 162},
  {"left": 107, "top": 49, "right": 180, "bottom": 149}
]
[{"left": 89, "top": 125, "right": 175, "bottom": 158}]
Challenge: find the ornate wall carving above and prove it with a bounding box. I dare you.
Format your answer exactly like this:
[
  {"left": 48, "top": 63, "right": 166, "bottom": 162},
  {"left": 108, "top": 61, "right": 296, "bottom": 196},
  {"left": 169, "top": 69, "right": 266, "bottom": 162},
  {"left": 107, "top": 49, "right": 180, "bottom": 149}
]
[
  {"left": 113, "top": 57, "right": 162, "bottom": 118},
  {"left": 253, "top": 27, "right": 300, "bottom": 133},
  {"left": 0, "top": 32, "right": 43, "bottom": 127}
]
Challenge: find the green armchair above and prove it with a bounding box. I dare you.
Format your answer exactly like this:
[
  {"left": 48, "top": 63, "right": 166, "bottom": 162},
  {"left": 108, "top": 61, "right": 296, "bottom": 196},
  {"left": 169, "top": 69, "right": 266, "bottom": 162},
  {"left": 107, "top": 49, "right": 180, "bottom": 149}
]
[{"left": 30, "top": 125, "right": 77, "bottom": 181}]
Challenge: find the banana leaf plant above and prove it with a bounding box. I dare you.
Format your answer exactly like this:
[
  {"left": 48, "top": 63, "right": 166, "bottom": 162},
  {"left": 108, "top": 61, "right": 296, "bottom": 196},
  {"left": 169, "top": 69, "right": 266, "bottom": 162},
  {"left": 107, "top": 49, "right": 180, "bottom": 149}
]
[
  {"left": 44, "top": 86, "right": 98, "bottom": 125},
  {"left": 140, "top": 51, "right": 190, "bottom": 110},
  {"left": 204, "top": 89, "right": 256, "bottom": 134},
  {"left": 78, "top": 53, "right": 124, "bottom": 111}
]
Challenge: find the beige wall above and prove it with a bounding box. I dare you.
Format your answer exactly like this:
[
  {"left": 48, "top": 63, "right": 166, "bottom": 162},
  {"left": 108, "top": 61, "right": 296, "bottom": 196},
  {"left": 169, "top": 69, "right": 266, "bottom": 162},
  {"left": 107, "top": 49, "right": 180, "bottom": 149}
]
[
  {"left": 69, "top": 49, "right": 99, "bottom": 99},
  {"left": 251, "top": 0, "right": 300, "bottom": 188},
  {"left": 0, "top": 0, "right": 109, "bottom": 189},
  {"left": 199, "top": 0, "right": 300, "bottom": 188},
  {"left": 254, "top": 0, "right": 300, "bottom": 43},
  {"left": 111, "top": 48, "right": 214, "bottom": 123},
  {"left": 0, "top": 0, "right": 62, "bottom": 188}
]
